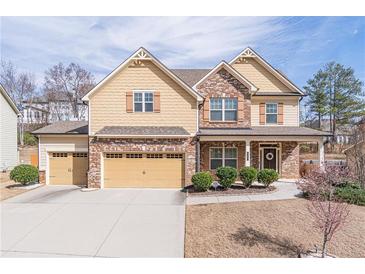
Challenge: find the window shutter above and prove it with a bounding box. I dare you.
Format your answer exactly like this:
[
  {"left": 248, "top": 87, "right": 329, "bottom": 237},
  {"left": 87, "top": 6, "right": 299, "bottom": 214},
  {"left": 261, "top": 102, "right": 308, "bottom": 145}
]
[
  {"left": 153, "top": 91, "right": 160, "bottom": 113},
  {"left": 203, "top": 98, "right": 210, "bottom": 121},
  {"left": 259, "top": 103, "right": 265, "bottom": 125},
  {"left": 126, "top": 91, "right": 133, "bottom": 113},
  {"left": 238, "top": 97, "right": 244, "bottom": 121},
  {"left": 278, "top": 102, "right": 284, "bottom": 125}
]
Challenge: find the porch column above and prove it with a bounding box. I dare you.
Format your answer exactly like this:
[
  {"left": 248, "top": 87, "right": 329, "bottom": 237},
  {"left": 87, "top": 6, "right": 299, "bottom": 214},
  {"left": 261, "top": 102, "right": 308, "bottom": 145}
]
[
  {"left": 196, "top": 138, "right": 201, "bottom": 172},
  {"left": 319, "top": 137, "right": 325, "bottom": 169},
  {"left": 245, "top": 140, "right": 251, "bottom": 167}
]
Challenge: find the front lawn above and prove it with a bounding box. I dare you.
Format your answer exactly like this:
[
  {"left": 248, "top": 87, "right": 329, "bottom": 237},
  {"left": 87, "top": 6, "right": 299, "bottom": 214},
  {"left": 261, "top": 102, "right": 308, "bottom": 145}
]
[{"left": 185, "top": 199, "right": 365, "bottom": 258}]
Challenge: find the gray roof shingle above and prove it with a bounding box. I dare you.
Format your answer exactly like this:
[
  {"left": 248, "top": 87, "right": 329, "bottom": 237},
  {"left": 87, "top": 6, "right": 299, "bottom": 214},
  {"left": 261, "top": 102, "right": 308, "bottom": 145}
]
[
  {"left": 198, "top": 127, "right": 331, "bottom": 136},
  {"left": 96, "top": 126, "right": 190, "bottom": 136},
  {"left": 253, "top": 92, "right": 303, "bottom": 96},
  {"left": 171, "top": 69, "right": 211, "bottom": 87},
  {"left": 32, "top": 121, "right": 88, "bottom": 135}
]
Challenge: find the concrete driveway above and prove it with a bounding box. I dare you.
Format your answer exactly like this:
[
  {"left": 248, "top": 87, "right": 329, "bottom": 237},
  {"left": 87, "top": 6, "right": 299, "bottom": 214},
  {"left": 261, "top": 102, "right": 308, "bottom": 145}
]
[{"left": 0, "top": 185, "right": 185, "bottom": 258}]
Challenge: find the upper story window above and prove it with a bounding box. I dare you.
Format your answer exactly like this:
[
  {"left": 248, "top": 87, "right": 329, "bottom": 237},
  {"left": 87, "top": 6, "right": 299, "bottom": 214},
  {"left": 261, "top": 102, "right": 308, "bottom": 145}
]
[
  {"left": 266, "top": 103, "right": 278, "bottom": 124},
  {"left": 210, "top": 98, "right": 237, "bottom": 121},
  {"left": 134, "top": 91, "right": 154, "bottom": 112}
]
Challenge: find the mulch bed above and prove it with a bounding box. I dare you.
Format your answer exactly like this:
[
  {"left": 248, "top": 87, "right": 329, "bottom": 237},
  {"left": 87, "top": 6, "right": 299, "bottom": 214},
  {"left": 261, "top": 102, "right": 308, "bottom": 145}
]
[{"left": 184, "top": 184, "right": 276, "bottom": 197}]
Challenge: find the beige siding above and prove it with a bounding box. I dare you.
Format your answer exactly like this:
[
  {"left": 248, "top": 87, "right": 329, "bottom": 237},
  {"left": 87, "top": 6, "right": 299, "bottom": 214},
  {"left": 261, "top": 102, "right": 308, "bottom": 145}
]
[
  {"left": 38, "top": 135, "right": 88, "bottom": 171},
  {"left": 251, "top": 97, "right": 299, "bottom": 126},
  {"left": 89, "top": 60, "right": 197, "bottom": 135},
  {"left": 232, "top": 58, "right": 293, "bottom": 92}
]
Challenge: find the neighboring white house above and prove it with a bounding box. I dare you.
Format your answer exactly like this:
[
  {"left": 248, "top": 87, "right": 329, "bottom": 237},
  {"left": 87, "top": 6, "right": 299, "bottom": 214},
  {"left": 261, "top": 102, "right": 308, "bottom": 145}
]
[
  {"left": 22, "top": 96, "right": 88, "bottom": 124},
  {"left": 0, "top": 84, "right": 21, "bottom": 171}
]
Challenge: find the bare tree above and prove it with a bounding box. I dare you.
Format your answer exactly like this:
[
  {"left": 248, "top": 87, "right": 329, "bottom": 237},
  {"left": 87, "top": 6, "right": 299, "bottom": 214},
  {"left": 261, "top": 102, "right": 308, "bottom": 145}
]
[
  {"left": 44, "top": 90, "right": 64, "bottom": 121},
  {"left": 43, "top": 63, "right": 95, "bottom": 120},
  {"left": 298, "top": 166, "right": 351, "bottom": 257},
  {"left": 0, "top": 60, "right": 36, "bottom": 144}
]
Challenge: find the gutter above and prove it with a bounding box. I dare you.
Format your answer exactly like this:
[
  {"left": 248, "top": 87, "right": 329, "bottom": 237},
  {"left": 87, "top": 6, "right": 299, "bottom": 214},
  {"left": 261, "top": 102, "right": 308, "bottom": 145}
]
[{"left": 94, "top": 134, "right": 191, "bottom": 139}]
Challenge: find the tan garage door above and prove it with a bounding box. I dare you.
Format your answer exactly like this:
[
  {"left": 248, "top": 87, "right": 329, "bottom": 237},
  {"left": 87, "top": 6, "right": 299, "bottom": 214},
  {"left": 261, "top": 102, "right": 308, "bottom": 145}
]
[
  {"left": 49, "top": 152, "right": 88, "bottom": 185},
  {"left": 104, "top": 153, "right": 184, "bottom": 188}
]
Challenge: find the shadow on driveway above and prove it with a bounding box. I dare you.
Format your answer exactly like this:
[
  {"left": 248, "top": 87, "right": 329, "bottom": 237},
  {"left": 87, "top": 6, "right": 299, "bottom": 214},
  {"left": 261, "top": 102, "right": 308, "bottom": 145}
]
[{"left": 5, "top": 186, "right": 81, "bottom": 203}]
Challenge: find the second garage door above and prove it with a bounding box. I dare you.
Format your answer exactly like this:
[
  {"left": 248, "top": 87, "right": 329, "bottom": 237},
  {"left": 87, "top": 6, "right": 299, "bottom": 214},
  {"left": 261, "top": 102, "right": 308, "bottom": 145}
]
[{"left": 104, "top": 153, "right": 184, "bottom": 188}]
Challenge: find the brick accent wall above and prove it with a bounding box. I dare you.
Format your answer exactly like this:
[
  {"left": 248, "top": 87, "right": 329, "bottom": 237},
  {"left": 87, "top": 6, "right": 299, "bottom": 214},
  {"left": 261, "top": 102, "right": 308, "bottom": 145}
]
[
  {"left": 200, "top": 141, "right": 245, "bottom": 176},
  {"left": 251, "top": 141, "right": 260, "bottom": 169},
  {"left": 197, "top": 68, "right": 251, "bottom": 128},
  {"left": 88, "top": 137, "right": 196, "bottom": 188},
  {"left": 281, "top": 141, "right": 299, "bottom": 179},
  {"left": 39, "top": 170, "right": 45, "bottom": 184}
]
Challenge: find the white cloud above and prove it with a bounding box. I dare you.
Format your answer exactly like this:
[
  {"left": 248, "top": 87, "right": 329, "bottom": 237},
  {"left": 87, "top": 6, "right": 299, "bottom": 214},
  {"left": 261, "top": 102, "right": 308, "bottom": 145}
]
[
  {"left": 1, "top": 16, "right": 364, "bottom": 89},
  {"left": 1, "top": 16, "right": 287, "bottom": 83}
]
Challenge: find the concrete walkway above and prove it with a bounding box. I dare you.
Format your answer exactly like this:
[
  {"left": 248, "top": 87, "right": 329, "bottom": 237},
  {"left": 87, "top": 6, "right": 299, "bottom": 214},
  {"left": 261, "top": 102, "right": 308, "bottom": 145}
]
[
  {"left": 186, "top": 180, "right": 301, "bottom": 205},
  {"left": 1, "top": 186, "right": 185, "bottom": 258}
]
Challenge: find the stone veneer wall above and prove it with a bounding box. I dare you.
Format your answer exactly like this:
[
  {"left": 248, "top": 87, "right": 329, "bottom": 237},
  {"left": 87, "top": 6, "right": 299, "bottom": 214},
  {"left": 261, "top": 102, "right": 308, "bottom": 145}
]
[
  {"left": 281, "top": 141, "right": 299, "bottom": 179},
  {"left": 88, "top": 137, "right": 196, "bottom": 188},
  {"left": 251, "top": 141, "right": 260, "bottom": 169},
  {"left": 197, "top": 68, "right": 251, "bottom": 128},
  {"left": 39, "top": 170, "right": 45, "bottom": 184},
  {"left": 200, "top": 141, "right": 246, "bottom": 175}
]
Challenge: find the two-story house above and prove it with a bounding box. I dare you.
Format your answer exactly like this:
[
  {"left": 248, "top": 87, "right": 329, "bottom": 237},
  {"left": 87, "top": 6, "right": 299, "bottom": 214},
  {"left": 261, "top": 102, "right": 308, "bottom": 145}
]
[
  {"left": 33, "top": 47, "right": 330, "bottom": 188},
  {"left": 1, "top": 84, "right": 21, "bottom": 171},
  {"left": 22, "top": 96, "right": 88, "bottom": 124}
]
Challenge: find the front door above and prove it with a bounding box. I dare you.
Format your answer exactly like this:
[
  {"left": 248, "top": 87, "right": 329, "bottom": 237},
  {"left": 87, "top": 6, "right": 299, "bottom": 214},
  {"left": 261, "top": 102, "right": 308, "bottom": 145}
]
[{"left": 263, "top": 148, "right": 277, "bottom": 170}]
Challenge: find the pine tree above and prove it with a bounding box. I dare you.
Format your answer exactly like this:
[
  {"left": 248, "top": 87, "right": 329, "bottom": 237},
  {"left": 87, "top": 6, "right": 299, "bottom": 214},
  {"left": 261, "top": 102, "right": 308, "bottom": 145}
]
[
  {"left": 305, "top": 62, "right": 364, "bottom": 136},
  {"left": 304, "top": 70, "right": 328, "bottom": 129}
]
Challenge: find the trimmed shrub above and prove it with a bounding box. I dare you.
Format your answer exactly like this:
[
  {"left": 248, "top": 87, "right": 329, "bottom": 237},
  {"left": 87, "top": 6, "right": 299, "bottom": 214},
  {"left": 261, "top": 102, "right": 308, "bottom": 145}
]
[
  {"left": 257, "top": 169, "right": 279, "bottom": 187},
  {"left": 23, "top": 132, "right": 38, "bottom": 146},
  {"left": 10, "top": 164, "right": 39, "bottom": 185},
  {"left": 216, "top": 166, "right": 237, "bottom": 189},
  {"left": 239, "top": 167, "right": 257, "bottom": 188},
  {"left": 335, "top": 184, "right": 365, "bottom": 206},
  {"left": 192, "top": 171, "right": 213, "bottom": 192}
]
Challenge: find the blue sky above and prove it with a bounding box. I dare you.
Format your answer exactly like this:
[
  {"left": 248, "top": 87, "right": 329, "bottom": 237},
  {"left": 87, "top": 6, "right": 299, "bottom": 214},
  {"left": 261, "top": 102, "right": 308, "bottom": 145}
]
[{"left": 1, "top": 16, "right": 364, "bottom": 90}]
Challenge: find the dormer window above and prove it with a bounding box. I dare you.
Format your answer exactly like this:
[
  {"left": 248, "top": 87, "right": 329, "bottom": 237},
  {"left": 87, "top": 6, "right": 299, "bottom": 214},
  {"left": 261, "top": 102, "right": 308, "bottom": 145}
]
[
  {"left": 210, "top": 98, "right": 237, "bottom": 121},
  {"left": 134, "top": 91, "right": 154, "bottom": 112}
]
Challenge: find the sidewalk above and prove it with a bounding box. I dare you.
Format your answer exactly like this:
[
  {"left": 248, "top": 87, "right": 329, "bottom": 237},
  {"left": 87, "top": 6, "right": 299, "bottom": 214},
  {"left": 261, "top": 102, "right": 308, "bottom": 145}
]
[{"left": 186, "top": 180, "right": 302, "bottom": 205}]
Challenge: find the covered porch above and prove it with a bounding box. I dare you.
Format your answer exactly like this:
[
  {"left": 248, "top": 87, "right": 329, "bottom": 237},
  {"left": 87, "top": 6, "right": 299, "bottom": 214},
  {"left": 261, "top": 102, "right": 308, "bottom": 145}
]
[{"left": 197, "top": 127, "right": 330, "bottom": 179}]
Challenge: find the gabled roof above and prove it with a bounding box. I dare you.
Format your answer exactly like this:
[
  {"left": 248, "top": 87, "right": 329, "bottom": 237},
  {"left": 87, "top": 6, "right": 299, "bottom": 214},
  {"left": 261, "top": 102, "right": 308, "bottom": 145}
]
[
  {"left": 193, "top": 61, "right": 258, "bottom": 92},
  {"left": 33, "top": 121, "right": 88, "bottom": 135},
  {"left": 82, "top": 47, "right": 204, "bottom": 102},
  {"left": 171, "top": 69, "right": 211, "bottom": 87},
  {"left": 0, "top": 84, "right": 21, "bottom": 115},
  {"left": 229, "top": 47, "right": 304, "bottom": 95}
]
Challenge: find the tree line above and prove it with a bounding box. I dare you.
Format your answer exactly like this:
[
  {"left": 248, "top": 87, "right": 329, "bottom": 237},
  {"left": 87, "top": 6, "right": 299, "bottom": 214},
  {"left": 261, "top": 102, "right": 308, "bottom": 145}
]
[
  {"left": 303, "top": 62, "right": 364, "bottom": 137},
  {"left": 0, "top": 60, "right": 96, "bottom": 120}
]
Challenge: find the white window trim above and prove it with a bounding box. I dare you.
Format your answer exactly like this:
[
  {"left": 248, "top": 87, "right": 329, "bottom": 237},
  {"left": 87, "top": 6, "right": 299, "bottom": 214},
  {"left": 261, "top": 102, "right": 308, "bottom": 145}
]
[
  {"left": 133, "top": 90, "right": 154, "bottom": 113},
  {"left": 210, "top": 97, "right": 238, "bottom": 122},
  {"left": 209, "top": 146, "right": 238, "bottom": 170},
  {"left": 265, "top": 102, "right": 278, "bottom": 125}
]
